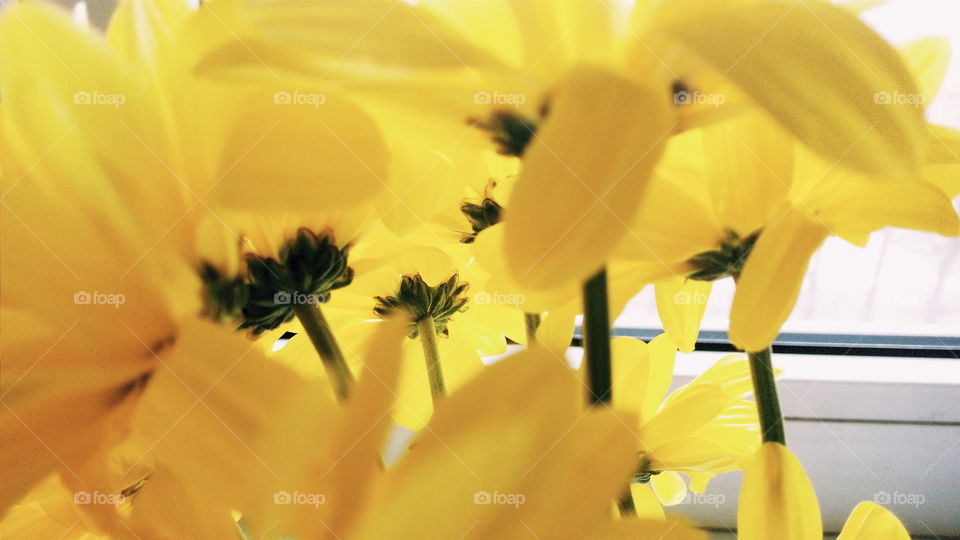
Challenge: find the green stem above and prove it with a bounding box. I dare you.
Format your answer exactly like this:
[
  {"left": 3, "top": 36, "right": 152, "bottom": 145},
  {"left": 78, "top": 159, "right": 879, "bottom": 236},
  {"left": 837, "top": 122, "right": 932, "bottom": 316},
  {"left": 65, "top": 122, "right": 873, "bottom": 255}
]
[
  {"left": 292, "top": 302, "right": 353, "bottom": 401},
  {"left": 582, "top": 268, "right": 612, "bottom": 406},
  {"left": 524, "top": 312, "right": 542, "bottom": 345},
  {"left": 417, "top": 316, "right": 445, "bottom": 403},
  {"left": 748, "top": 347, "right": 786, "bottom": 444}
]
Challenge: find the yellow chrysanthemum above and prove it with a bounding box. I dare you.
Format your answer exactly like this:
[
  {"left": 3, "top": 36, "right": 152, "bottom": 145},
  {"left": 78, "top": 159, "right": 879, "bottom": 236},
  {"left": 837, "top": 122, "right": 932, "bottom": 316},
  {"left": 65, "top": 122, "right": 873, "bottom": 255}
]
[
  {"left": 607, "top": 336, "right": 762, "bottom": 507},
  {"left": 213, "top": 0, "right": 927, "bottom": 292},
  {"left": 616, "top": 107, "right": 959, "bottom": 351}
]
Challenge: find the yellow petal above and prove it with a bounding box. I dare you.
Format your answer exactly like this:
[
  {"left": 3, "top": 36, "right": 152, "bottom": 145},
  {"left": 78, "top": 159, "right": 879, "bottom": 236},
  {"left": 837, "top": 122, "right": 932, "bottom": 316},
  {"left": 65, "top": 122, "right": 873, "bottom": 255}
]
[
  {"left": 898, "top": 38, "right": 950, "bottom": 103},
  {"left": 665, "top": 354, "right": 754, "bottom": 403},
  {"left": 655, "top": 0, "right": 925, "bottom": 178},
  {"left": 629, "top": 484, "right": 665, "bottom": 521},
  {"left": 730, "top": 206, "right": 829, "bottom": 352},
  {"left": 323, "top": 317, "right": 408, "bottom": 535},
  {"left": 351, "top": 347, "right": 636, "bottom": 539},
  {"left": 702, "top": 112, "right": 793, "bottom": 235},
  {"left": 738, "top": 443, "right": 822, "bottom": 540},
  {"left": 106, "top": 0, "right": 191, "bottom": 63},
  {"left": 504, "top": 64, "right": 674, "bottom": 289},
  {"left": 640, "top": 383, "right": 727, "bottom": 449},
  {"left": 210, "top": 90, "right": 389, "bottom": 213},
  {"left": 651, "top": 471, "right": 688, "bottom": 506},
  {"left": 124, "top": 321, "right": 314, "bottom": 526},
  {"left": 655, "top": 277, "right": 711, "bottom": 353},
  {"left": 242, "top": 0, "right": 503, "bottom": 70},
  {"left": 611, "top": 335, "right": 676, "bottom": 424},
  {"left": 837, "top": 501, "right": 910, "bottom": 540},
  {"left": 819, "top": 177, "right": 960, "bottom": 237}
]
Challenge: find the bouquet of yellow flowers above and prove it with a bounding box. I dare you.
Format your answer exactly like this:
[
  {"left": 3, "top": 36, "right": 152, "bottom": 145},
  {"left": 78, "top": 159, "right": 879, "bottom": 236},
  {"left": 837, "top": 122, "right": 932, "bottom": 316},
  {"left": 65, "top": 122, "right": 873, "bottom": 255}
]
[{"left": 2, "top": 0, "right": 957, "bottom": 538}]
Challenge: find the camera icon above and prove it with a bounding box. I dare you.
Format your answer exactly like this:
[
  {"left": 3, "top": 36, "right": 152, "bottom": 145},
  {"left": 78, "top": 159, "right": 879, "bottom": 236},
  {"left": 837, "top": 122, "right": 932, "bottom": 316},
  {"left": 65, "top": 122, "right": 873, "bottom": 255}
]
[
  {"left": 74, "top": 291, "right": 92, "bottom": 304},
  {"left": 473, "top": 291, "right": 492, "bottom": 305},
  {"left": 473, "top": 91, "right": 492, "bottom": 105},
  {"left": 673, "top": 89, "right": 691, "bottom": 105},
  {"left": 473, "top": 491, "right": 492, "bottom": 504},
  {"left": 274, "top": 491, "right": 292, "bottom": 504},
  {"left": 274, "top": 292, "right": 292, "bottom": 305},
  {"left": 673, "top": 291, "right": 691, "bottom": 305},
  {"left": 274, "top": 91, "right": 292, "bottom": 105},
  {"left": 74, "top": 491, "right": 92, "bottom": 505},
  {"left": 73, "top": 91, "right": 91, "bottom": 105},
  {"left": 874, "top": 491, "right": 892, "bottom": 505},
  {"left": 873, "top": 91, "right": 891, "bottom": 105}
]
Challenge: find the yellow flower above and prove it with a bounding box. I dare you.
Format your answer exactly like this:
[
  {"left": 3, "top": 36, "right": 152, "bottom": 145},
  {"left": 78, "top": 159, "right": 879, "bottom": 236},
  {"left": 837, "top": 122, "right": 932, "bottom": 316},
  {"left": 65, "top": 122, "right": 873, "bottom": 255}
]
[
  {"left": 739, "top": 442, "right": 910, "bottom": 540},
  {"left": 213, "top": 0, "right": 927, "bottom": 292},
  {"left": 260, "top": 235, "right": 526, "bottom": 430},
  {"left": 0, "top": 2, "right": 365, "bottom": 532},
  {"left": 617, "top": 104, "right": 959, "bottom": 351},
  {"left": 242, "top": 320, "right": 704, "bottom": 539},
  {"left": 609, "top": 337, "right": 762, "bottom": 507},
  {"left": 0, "top": 0, "right": 390, "bottom": 272}
]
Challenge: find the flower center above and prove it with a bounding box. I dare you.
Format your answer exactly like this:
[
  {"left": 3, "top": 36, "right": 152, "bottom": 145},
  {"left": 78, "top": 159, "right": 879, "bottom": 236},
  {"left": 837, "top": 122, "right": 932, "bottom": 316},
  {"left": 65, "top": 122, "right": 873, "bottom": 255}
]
[
  {"left": 687, "top": 229, "right": 761, "bottom": 281},
  {"left": 200, "top": 228, "right": 354, "bottom": 335},
  {"left": 459, "top": 179, "right": 503, "bottom": 243},
  {"left": 469, "top": 100, "right": 549, "bottom": 157},
  {"left": 373, "top": 273, "right": 470, "bottom": 338}
]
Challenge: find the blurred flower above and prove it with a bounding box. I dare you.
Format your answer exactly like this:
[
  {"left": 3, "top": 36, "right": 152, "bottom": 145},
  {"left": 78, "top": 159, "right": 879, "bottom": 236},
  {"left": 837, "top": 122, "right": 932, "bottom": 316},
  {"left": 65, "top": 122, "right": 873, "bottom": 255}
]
[
  {"left": 243, "top": 320, "right": 704, "bottom": 539},
  {"left": 209, "top": 0, "right": 928, "bottom": 293},
  {"left": 739, "top": 442, "right": 910, "bottom": 540},
  {"left": 609, "top": 337, "right": 761, "bottom": 507}
]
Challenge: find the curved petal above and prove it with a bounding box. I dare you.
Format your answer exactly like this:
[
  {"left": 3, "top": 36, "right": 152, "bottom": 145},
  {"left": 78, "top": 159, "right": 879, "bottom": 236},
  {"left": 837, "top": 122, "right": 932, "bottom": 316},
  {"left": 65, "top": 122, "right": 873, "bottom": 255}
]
[
  {"left": 504, "top": 64, "right": 675, "bottom": 289},
  {"left": 738, "top": 443, "right": 822, "bottom": 540},
  {"left": 819, "top": 177, "right": 960, "bottom": 238},
  {"left": 837, "top": 501, "right": 910, "bottom": 540},
  {"left": 898, "top": 38, "right": 950, "bottom": 103},
  {"left": 730, "top": 206, "right": 829, "bottom": 352},
  {"left": 650, "top": 471, "right": 688, "bottom": 506},
  {"left": 654, "top": 0, "right": 925, "bottom": 178},
  {"left": 703, "top": 112, "right": 793, "bottom": 235},
  {"left": 641, "top": 383, "right": 727, "bottom": 449},
  {"left": 629, "top": 483, "right": 665, "bottom": 521},
  {"left": 655, "top": 277, "right": 711, "bottom": 353}
]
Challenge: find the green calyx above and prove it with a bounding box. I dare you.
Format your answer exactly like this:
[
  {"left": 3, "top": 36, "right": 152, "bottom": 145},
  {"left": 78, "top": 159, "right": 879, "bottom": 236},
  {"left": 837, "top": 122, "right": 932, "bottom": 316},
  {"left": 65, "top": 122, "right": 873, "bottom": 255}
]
[
  {"left": 459, "top": 179, "right": 503, "bottom": 244},
  {"left": 632, "top": 455, "right": 661, "bottom": 485},
  {"left": 687, "top": 229, "right": 760, "bottom": 282},
  {"left": 373, "top": 273, "right": 470, "bottom": 339},
  {"left": 199, "top": 228, "right": 354, "bottom": 335},
  {"left": 198, "top": 262, "right": 249, "bottom": 323},
  {"left": 469, "top": 101, "right": 548, "bottom": 157}
]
